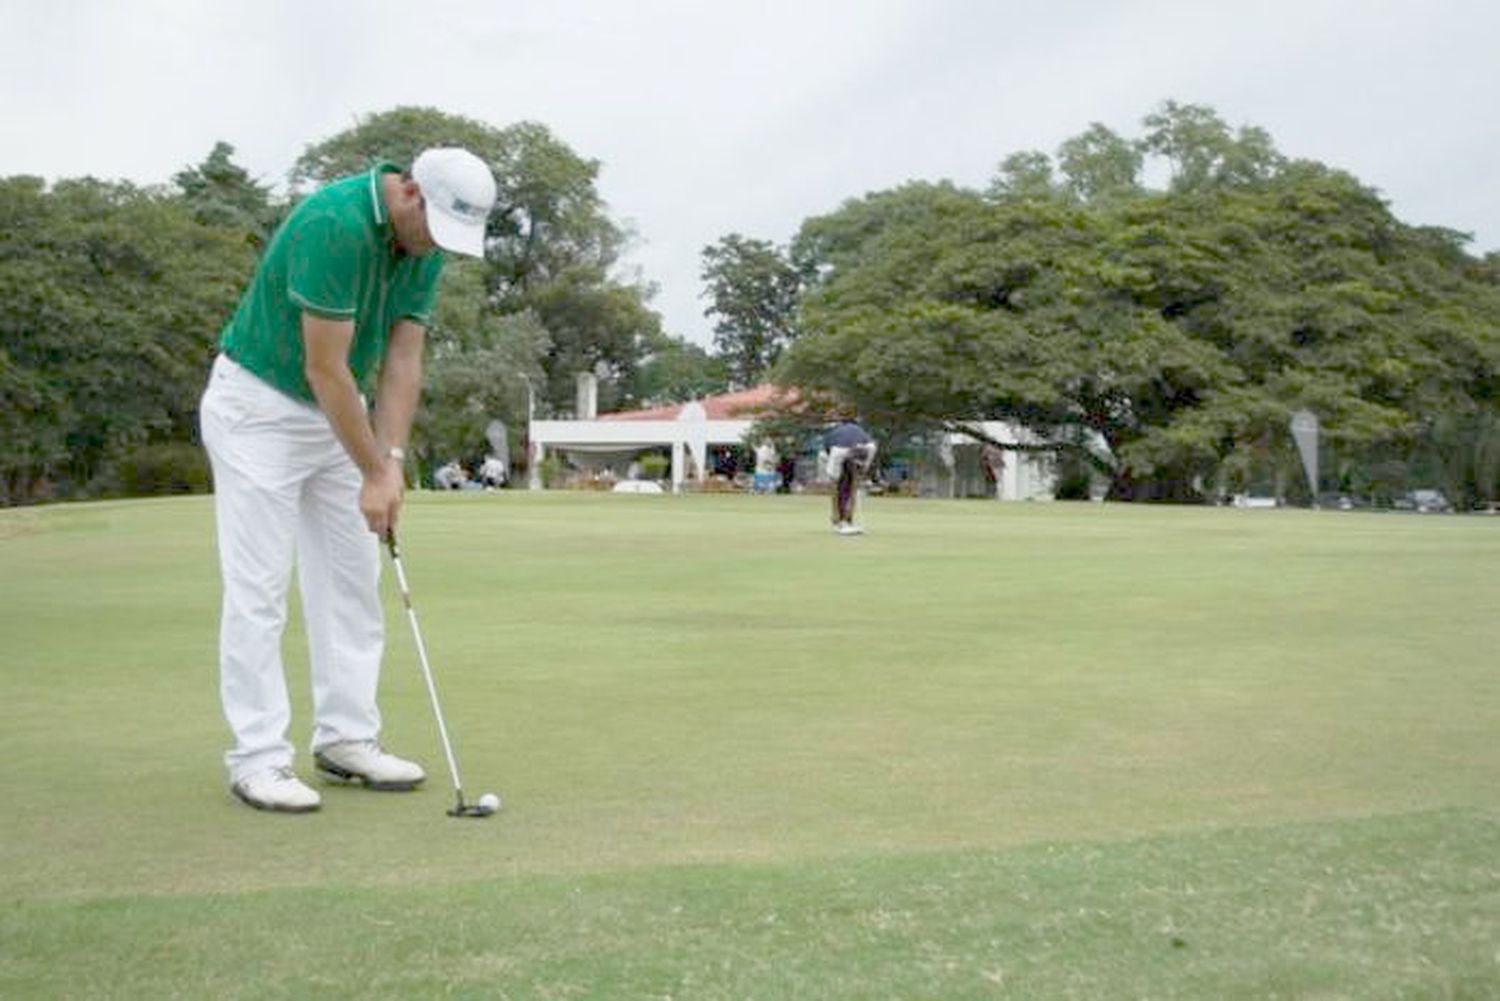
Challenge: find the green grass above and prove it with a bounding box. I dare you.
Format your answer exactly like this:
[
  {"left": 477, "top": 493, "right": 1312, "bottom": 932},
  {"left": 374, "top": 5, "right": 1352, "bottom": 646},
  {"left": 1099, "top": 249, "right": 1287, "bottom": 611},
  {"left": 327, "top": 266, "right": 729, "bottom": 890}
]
[{"left": 2, "top": 493, "right": 1497, "bottom": 998}]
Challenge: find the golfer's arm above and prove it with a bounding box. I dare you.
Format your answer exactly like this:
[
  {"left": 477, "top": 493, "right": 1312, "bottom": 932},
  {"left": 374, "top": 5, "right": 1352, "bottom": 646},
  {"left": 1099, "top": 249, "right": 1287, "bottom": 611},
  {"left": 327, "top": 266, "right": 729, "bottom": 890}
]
[
  {"left": 302, "top": 313, "right": 383, "bottom": 477},
  {"left": 373, "top": 319, "right": 426, "bottom": 455}
]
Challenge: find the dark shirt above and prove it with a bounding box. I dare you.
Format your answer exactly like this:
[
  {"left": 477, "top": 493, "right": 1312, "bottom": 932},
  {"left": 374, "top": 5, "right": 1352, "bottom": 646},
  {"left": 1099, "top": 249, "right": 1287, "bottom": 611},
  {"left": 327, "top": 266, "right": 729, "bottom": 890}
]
[{"left": 825, "top": 422, "right": 872, "bottom": 448}]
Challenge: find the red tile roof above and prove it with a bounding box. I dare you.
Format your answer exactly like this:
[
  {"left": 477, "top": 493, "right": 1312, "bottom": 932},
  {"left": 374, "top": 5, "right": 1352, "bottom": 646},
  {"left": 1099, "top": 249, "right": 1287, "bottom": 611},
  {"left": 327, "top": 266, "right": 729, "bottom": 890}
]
[{"left": 600, "top": 384, "right": 795, "bottom": 421}]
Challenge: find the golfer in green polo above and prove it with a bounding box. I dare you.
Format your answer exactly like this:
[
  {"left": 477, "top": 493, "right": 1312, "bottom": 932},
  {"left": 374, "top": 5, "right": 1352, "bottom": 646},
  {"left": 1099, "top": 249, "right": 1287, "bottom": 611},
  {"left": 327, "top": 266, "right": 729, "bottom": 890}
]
[{"left": 200, "top": 148, "right": 496, "bottom": 813}]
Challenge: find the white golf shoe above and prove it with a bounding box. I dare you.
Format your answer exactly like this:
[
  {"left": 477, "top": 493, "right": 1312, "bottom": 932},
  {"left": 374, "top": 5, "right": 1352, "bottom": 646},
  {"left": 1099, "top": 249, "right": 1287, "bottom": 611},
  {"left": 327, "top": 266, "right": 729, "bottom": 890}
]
[
  {"left": 314, "top": 741, "right": 426, "bottom": 791},
  {"left": 232, "top": 766, "right": 322, "bottom": 814}
]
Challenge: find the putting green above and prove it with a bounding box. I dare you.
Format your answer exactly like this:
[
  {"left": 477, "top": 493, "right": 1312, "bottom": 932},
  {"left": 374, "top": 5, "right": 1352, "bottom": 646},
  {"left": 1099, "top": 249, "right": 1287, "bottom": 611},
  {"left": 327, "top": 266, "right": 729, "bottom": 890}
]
[{"left": 1, "top": 493, "right": 1496, "bottom": 997}]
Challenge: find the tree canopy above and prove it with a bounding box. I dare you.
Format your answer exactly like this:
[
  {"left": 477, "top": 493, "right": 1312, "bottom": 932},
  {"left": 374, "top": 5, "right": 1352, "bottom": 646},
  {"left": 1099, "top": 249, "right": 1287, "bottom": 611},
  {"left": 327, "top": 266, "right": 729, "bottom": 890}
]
[
  {"left": 0, "top": 173, "right": 256, "bottom": 503},
  {"left": 0, "top": 108, "right": 680, "bottom": 501},
  {"left": 700, "top": 234, "right": 802, "bottom": 388},
  {"left": 776, "top": 103, "right": 1500, "bottom": 505},
  {"left": 3, "top": 99, "right": 1496, "bottom": 506}
]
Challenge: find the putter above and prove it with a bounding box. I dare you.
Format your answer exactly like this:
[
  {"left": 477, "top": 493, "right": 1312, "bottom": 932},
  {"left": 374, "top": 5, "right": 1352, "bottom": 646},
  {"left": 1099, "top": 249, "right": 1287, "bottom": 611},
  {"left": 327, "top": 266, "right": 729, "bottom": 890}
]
[{"left": 385, "top": 530, "right": 499, "bottom": 818}]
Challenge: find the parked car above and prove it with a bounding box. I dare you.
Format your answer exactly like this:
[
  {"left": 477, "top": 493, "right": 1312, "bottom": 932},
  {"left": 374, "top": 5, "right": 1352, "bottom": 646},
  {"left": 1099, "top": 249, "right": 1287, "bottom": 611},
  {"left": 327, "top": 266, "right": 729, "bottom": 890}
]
[
  {"left": 1230, "top": 493, "right": 1278, "bottom": 509},
  {"left": 1403, "top": 489, "right": 1452, "bottom": 514},
  {"left": 1316, "top": 492, "right": 1359, "bottom": 511}
]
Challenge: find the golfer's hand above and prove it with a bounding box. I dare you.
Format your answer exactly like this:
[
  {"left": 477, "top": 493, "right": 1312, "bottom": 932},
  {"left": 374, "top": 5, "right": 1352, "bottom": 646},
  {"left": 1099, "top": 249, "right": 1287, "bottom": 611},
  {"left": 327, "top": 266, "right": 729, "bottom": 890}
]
[{"left": 360, "top": 461, "right": 405, "bottom": 536}]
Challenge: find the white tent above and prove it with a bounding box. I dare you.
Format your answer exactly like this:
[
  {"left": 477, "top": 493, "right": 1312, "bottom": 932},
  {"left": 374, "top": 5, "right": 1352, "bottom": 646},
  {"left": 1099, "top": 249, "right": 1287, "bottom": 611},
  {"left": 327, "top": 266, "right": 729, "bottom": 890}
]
[{"left": 526, "top": 386, "right": 782, "bottom": 493}]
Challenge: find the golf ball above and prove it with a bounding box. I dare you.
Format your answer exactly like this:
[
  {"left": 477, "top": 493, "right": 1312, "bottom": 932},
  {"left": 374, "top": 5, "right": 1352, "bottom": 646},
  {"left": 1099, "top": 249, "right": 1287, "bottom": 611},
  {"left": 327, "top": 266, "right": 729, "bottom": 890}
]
[{"left": 478, "top": 792, "right": 500, "bottom": 813}]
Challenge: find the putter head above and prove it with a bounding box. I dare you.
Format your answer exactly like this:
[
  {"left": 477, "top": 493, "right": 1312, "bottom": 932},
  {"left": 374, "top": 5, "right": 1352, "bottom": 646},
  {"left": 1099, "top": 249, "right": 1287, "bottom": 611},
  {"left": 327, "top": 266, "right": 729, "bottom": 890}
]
[{"left": 448, "top": 795, "right": 498, "bottom": 818}]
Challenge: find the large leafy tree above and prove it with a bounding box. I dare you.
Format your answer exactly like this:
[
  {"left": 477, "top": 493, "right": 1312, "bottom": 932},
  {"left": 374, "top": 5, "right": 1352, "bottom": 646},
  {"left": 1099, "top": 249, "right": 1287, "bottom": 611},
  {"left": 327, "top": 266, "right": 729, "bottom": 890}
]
[
  {"left": 524, "top": 263, "right": 664, "bottom": 413},
  {"left": 1107, "top": 164, "right": 1500, "bottom": 502},
  {"left": 289, "top": 107, "right": 506, "bottom": 189},
  {"left": 700, "top": 234, "right": 803, "bottom": 387},
  {"left": 173, "top": 141, "right": 280, "bottom": 241},
  {"left": 986, "top": 151, "right": 1058, "bottom": 203},
  {"left": 785, "top": 183, "right": 1199, "bottom": 491},
  {"left": 1056, "top": 123, "right": 1142, "bottom": 204},
  {"left": 417, "top": 262, "right": 551, "bottom": 478},
  {"left": 1140, "top": 100, "right": 1284, "bottom": 192},
  {"left": 777, "top": 105, "right": 1500, "bottom": 504},
  {"left": 630, "top": 331, "right": 728, "bottom": 406},
  {"left": 0, "top": 175, "right": 255, "bottom": 502}
]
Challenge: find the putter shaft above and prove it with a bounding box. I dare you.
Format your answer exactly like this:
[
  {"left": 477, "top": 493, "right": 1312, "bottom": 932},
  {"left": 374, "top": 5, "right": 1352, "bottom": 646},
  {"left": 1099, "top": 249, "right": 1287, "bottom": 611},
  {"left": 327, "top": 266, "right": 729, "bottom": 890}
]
[{"left": 385, "top": 533, "right": 467, "bottom": 802}]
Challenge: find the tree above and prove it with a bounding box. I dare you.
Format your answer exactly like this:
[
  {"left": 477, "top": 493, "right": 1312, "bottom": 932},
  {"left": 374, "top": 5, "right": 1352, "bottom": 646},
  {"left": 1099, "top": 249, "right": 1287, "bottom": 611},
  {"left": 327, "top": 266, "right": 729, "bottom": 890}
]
[
  {"left": 776, "top": 107, "right": 1500, "bottom": 502},
  {"left": 785, "top": 185, "right": 1134, "bottom": 464},
  {"left": 416, "top": 309, "right": 551, "bottom": 479},
  {"left": 1056, "top": 123, "right": 1142, "bottom": 204},
  {"left": 631, "top": 332, "right": 728, "bottom": 405},
  {"left": 487, "top": 121, "right": 625, "bottom": 298},
  {"left": 413, "top": 256, "right": 550, "bottom": 477},
  {"left": 700, "top": 234, "right": 802, "bottom": 387},
  {"left": 173, "top": 142, "right": 279, "bottom": 241},
  {"left": 0, "top": 175, "right": 255, "bottom": 503},
  {"left": 290, "top": 107, "right": 508, "bottom": 189},
  {"left": 986, "top": 150, "right": 1059, "bottom": 203},
  {"left": 1140, "top": 100, "right": 1284, "bottom": 192},
  {"left": 1107, "top": 162, "right": 1500, "bottom": 501},
  {"left": 524, "top": 264, "right": 663, "bottom": 414},
  {"left": 792, "top": 181, "right": 982, "bottom": 280}
]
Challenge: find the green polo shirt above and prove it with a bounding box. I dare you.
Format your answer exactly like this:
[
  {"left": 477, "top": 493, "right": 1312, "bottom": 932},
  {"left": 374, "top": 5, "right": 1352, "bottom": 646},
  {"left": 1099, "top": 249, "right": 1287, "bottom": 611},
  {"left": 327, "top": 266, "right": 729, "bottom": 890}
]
[{"left": 219, "top": 161, "right": 445, "bottom": 402}]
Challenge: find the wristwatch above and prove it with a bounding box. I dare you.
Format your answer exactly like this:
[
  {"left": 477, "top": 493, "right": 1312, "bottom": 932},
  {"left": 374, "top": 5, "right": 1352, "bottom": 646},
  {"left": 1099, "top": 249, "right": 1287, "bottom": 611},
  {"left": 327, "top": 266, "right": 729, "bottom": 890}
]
[{"left": 386, "top": 446, "right": 406, "bottom": 463}]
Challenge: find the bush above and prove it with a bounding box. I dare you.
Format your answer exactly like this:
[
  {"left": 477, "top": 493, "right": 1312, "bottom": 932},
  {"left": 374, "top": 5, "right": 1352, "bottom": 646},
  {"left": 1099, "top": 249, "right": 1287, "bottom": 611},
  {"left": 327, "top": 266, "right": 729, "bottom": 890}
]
[
  {"left": 110, "top": 442, "right": 211, "bottom": 497},
  {"left": 637, "top": 453, "right": 669, "bottom": 480},
  {"left": 1053, "top": 470, "right": 1092, "bottom": 501},
  {"left": 540, "top": 454, "right": 567, "bottom": 488}
]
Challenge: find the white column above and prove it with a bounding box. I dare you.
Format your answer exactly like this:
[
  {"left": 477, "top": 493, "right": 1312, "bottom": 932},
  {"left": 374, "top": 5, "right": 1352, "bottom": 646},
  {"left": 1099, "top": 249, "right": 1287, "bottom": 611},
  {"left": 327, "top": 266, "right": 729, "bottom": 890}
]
[
  {"left": 1002, "top": 450, "right": 1021, "bottom": 501},
  {"left": 687, "top": 436, "right": 708, "bottom": 484},
  {"left": 671, "top": 441, "right": 684, "bottom": 494}
]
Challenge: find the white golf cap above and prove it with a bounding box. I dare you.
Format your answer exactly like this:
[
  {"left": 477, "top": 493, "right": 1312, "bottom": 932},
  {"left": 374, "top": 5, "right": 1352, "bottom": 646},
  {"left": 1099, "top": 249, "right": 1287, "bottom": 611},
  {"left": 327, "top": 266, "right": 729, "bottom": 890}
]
[{"left": 411, "top": 147, "right": 497, "bottom": 257}]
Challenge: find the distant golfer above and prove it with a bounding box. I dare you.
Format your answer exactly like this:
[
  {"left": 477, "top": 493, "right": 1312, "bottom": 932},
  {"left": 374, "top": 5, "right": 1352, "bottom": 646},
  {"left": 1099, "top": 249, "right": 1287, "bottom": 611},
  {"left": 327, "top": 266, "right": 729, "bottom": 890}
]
[
  {"left": 981, "top": 442, "right": 1006, "bottom": 500},
  {"left": 199, "top": 148, "right": 497, "bottom": 813},
  {"left": 825, "top": 419, "right": 877, "bottom": 535}
]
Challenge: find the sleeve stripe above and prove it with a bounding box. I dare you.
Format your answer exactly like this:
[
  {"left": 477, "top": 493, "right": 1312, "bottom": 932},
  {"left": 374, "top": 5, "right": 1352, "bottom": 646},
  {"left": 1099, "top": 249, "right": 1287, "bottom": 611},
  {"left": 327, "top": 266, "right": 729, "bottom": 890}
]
[{"left": 290, "top": 291, "right": 357, "bottom": 317}]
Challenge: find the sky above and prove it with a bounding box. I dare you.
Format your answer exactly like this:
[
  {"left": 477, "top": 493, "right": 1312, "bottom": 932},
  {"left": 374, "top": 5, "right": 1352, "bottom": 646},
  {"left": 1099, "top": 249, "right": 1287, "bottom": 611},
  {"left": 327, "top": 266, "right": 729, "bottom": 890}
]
[{"left": 2, "top": 0, "right": 1496, "bottom": 347}]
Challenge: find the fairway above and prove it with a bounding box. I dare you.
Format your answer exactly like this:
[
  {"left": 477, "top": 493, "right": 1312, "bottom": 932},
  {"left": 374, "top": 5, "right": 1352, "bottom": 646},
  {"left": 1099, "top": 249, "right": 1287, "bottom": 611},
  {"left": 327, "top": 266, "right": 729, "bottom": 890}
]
[{"left": 2, "top": 493, "right": 1497, "bottom": 998}]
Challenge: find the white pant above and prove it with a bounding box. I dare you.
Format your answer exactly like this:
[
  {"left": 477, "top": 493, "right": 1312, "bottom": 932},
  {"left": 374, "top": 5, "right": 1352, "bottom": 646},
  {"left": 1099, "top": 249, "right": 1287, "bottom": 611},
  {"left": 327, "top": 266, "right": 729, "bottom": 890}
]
[
  {"left": 200, "top": 355, "right": 384, "bottom": 783},
  {"left": 826, "top": 442, "right": 877, "bottom": 480}
]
